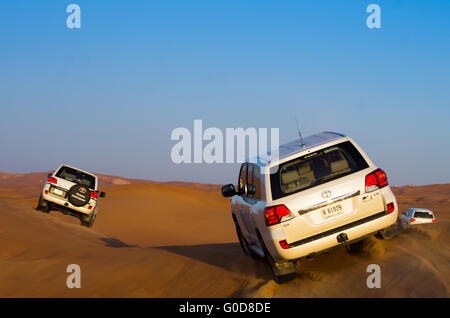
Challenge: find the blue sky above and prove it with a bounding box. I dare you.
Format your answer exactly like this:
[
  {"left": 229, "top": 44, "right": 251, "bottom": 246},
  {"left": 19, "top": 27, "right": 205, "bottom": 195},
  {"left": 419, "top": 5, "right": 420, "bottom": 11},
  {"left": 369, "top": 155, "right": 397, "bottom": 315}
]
[{"left": 0, "top": 0, "right": 449, "bottom": 185}]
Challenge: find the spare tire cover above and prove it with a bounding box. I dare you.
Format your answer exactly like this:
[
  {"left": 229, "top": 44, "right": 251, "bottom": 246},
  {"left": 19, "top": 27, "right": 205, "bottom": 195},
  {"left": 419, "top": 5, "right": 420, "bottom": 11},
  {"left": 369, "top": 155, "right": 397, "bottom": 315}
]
[{"left": 68, "top": 184, "right": 91, "bottom": 207}]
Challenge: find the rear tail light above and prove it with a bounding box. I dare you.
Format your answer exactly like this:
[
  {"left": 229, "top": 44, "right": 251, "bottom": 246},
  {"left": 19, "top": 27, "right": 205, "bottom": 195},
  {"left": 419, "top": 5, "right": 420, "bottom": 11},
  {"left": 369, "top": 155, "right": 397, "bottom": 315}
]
[
  {"left": 44, "top": 190, "right": 48, "bottom": 194},
  {"left": 365, "top": 173, "right": 378, "bottom": 192},
  {"left": 264, "top": 204, "right": 294, "bottom": 226},
  {"left": 48, "top": 177, "right": 57, "bottom": 184},
  {"left": 432, "top": 219, "right": 436, "bottom": 223},
  {"left": 410, "top": 218, "right": 416, "bottom": 222},
  {"left": 91, "top": 191, "right": 98, "bottom": 199},
  {"left": 365, "top": 169, "right": 388, "bottom": 192},
  {"left": 387, "top": 202, "right": 395, "bottom": 213},
  {"left": 279, "top": 240, "right": 290, "bottom": 249},
  {"left": 375, "top": 169, "right": 388, "bottom": 188}
]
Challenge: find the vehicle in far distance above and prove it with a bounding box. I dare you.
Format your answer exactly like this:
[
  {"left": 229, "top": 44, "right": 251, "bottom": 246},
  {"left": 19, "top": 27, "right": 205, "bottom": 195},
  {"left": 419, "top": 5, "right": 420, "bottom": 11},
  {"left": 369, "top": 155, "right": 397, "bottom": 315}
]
[
  {"left": 222, "top": 131, "right": 399, "bottom": 283},
  {"left": 401, "top": 208, "right": 436, "bottom": 227},
  {"left": 36, "top": 165, "right": 106, "bottom": 227}
]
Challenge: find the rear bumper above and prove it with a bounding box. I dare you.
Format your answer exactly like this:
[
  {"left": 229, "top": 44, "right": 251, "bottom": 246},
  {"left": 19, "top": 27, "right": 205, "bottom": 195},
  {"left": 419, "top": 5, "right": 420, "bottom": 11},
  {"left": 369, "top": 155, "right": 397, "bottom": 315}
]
[
  {"left": 42, "top": 187, "right": 94, "bottom": 215},
  {"left": 267, "top": 208, "right": 398, "bottom": 261}
]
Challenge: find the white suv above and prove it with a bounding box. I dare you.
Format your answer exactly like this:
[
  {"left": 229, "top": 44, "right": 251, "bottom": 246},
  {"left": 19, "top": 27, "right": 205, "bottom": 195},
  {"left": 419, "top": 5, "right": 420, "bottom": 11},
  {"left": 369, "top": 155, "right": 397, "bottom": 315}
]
[
  {"left": 222, "top": 132, "right": 399, "bottom": 283},
  {"left": 36, "top": 165, "right": 106, "bottom": 227}
]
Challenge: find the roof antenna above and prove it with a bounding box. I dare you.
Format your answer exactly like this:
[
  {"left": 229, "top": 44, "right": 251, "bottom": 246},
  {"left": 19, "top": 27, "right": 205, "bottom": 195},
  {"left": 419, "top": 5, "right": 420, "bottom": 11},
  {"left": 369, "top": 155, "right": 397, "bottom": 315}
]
[{"left": 295, "top": 117, "right": 306, "bottom": 148}]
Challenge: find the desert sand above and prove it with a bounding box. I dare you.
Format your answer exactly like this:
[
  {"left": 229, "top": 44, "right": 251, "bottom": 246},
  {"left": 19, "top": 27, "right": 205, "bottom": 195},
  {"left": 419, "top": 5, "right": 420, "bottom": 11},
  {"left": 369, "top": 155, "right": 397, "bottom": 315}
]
[{"left": 0, "top": 171, "right": 448, "bottom": 297}]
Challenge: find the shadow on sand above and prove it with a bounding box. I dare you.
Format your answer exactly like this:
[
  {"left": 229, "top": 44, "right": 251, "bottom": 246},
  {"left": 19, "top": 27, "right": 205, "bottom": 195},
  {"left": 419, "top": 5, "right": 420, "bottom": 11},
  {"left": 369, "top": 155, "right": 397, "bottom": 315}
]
[
  {"left": 100, "top": 237, "right": 137, "bottom": 248},
  {"left": 156, "top": 243, "right": 272, "bottom": 280}
]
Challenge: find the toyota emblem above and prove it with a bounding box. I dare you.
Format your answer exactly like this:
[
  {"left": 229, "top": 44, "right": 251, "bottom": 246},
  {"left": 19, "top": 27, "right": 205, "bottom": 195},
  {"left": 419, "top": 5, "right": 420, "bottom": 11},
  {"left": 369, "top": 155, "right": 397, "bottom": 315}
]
[
  {"left": 322, "top": 190, "right": 332, "bottom": 199},
  {"left": 79, "top": 187, "right": 87, "bottom": 194}
]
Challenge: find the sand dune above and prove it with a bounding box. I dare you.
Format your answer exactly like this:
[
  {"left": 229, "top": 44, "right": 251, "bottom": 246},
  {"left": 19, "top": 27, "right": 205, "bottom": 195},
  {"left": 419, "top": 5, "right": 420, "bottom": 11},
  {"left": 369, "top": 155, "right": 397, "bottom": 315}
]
[{"left": 0, "top": 177, "right": 448, "bottom": 297}]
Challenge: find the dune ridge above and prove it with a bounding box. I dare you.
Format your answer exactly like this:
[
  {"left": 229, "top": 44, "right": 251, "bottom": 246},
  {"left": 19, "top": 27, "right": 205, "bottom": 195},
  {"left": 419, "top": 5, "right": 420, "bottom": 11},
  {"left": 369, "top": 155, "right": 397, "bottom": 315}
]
[{"left": 0, "top": 170, "right": 221, "bottom": 192}]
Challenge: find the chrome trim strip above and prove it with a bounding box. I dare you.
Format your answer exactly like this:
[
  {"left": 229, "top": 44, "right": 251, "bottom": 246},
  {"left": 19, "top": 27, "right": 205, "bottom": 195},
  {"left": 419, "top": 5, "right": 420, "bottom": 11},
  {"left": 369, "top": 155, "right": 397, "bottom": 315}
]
[
  {"left": 308, "top": 201, "right": 327, "bottom": 208},
  {"left": 298, "top": 190, "right": 361, "bottom": 215}
]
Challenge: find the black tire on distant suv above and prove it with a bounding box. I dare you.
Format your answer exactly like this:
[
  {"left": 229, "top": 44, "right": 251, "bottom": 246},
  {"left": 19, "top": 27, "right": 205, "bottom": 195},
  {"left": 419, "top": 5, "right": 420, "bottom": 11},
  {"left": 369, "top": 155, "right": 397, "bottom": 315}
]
[
  {"left": 80, "top": 208, "right": 97, "bottom": 228},
  {"left": 68, "top": 184, "right": 91, "bottom": 207},
  {"left": 36, "top": 195, "right": 50, "bottom": 213}
]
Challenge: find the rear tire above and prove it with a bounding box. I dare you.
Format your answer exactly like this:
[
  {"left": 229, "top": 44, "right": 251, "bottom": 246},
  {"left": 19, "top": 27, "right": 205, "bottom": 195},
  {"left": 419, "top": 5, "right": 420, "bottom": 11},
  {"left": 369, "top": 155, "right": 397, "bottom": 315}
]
[
  {"left": 259, "top": 235, "right": 297, "bottom": 284},
  {"left": 36, "top": 195, "right": 50, "bottom": 213},
  {"left": 80, "top": 209, "right": 97, "bottom": 228}
]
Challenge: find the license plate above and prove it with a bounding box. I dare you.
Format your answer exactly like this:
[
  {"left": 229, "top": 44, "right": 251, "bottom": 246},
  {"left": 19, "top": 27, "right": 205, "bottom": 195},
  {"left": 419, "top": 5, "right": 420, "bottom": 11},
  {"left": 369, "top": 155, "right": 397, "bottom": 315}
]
[
  {"left": 53, "top": 188, "right": 63, "bottom": 196},
  {"left": 321, "top": 203, "right": 344, "bottom": 221}
]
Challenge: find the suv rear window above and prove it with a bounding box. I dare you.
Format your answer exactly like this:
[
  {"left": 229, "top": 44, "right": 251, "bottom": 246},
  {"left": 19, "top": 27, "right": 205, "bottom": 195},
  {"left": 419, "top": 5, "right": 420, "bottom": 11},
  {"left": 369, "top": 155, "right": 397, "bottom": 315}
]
[
  {"left": 413, "top": 211, "right": 433, "bottom": 219},
  {"left": 270, "top": 141, "right": 369, "bottom": 200},
  {"left": 55, "top": 166, "right": 96, "bottom": 189}
]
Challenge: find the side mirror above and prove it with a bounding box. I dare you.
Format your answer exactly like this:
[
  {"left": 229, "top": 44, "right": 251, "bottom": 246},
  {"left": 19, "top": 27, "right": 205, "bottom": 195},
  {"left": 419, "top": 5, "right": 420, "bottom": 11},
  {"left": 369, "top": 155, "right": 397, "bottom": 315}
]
[
  {"left": 99, "top": 192, "right": 106, "bottom": 198},
  {"left": 221, "top": 184, "right": 237, "bottom": 197},
  {"left": 246, "top": 184, "right": 256, "bottom": 196}
]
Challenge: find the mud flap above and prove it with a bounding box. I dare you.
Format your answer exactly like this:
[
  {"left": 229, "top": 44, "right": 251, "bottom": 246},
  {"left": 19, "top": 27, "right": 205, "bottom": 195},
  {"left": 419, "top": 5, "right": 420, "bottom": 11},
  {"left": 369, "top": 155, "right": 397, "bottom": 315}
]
[
  {"left": 258, "top": 234, "right": 297, "bottom": 283},
  {"left": 378, "top": 218, "right": 403, "bottom": 240},
  {"left": 271, "top": 260, "right": 297, "bottom": 277}
]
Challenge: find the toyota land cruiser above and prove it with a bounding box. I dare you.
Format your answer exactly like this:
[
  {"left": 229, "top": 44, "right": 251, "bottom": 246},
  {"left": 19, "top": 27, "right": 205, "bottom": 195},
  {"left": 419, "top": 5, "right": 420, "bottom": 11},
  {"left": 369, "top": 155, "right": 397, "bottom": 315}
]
[
  {"left": 36, "top": 165, "right": 106, "bottom": 227},
  {"left": 222, "top": 132, "right": 399, "bottom": 283}
]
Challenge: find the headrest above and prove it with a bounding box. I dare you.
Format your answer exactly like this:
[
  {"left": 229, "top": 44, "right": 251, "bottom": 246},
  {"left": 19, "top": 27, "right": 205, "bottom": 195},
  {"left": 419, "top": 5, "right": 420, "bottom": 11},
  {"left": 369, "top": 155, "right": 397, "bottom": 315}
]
[
  {"left": 331, "top": 159, "right": 349, "bottom": 172},
  {"left": 281, "top": 170, "right": 299, "bottom": 185},
  {"left": 298, "top": 164, "right": 312, "bottom": 174}
]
